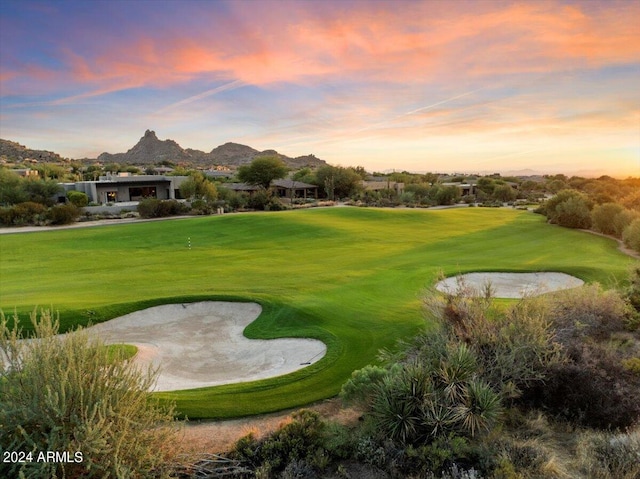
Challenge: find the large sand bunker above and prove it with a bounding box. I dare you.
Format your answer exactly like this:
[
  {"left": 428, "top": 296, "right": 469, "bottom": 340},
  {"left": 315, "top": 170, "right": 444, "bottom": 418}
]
[
  {"left": 435, "top": 272, "right": 584, "bottom": 298},
  {"left": 87, "top": 302, "right": 326, "bottom": 391}
]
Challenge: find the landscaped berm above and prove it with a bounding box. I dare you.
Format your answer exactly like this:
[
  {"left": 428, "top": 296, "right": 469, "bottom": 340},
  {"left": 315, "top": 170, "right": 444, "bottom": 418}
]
[{"left": 0, "top": 207, "right": 635, "bottom": 418}]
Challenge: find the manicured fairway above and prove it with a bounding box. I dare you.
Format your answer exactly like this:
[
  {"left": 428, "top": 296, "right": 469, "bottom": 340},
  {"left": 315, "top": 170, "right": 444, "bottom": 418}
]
[{"left": 0, "top": 207, "right": 635, "bottom": 418}]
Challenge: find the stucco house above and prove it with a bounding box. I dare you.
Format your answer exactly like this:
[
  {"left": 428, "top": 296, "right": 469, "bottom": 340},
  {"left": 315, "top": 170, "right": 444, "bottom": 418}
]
[{"left": 62, "top": 173, "right": 188, "bottom": 204}]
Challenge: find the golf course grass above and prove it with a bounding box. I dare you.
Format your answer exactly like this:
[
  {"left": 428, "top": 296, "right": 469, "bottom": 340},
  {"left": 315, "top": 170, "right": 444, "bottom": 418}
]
[{"left": 0, "top": 207, "right": 635, "bottom": 418}]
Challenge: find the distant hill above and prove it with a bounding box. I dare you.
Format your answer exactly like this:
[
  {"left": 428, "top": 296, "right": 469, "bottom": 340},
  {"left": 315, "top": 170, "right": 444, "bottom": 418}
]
[
  {"left": 97, "top": 130, "right": 327, "bottom": 168},
  {"left": 0, "top": 139, "right": 64, "bottom": 163}
]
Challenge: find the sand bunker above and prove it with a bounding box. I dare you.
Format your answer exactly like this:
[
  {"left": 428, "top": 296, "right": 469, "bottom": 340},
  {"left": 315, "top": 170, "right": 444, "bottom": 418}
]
[
  {"left": 435, "top": 272, "right": 584, "bottom": 299},
  {"left": 87, "top": 301, "right": 326, "bottom": 392}
]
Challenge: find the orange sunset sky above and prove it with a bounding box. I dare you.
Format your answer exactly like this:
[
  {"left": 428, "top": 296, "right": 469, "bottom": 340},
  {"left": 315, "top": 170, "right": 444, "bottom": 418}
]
[{"left": 1, "top": 0, "right": 639, "bottom": 176}]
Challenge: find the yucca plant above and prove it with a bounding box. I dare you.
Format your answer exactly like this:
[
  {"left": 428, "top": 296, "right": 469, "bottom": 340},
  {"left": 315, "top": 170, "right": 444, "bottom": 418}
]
[
  {"left": 372, "top": 364, "right": 432, "bottom": 444},
  {"left": 438, "top": 343, "right": 477, "bottom": 403},
  {"left": 453, "top": 379, "right": 502, "bottom": 438}
]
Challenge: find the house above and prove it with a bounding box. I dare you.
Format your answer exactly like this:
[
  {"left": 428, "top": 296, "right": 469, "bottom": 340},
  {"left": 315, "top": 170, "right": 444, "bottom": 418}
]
[
  {"left": 12, "top": 168, "right": 39, "bottom": 177},
  {"left": 224, "top": 180, "right": 318, "bottom": 200},
  {"left": 442, "top": 182, "right": 477, "bottom": 196},
  {"left": 362, "top": 179, "right": 405, "bottom": 195},
  {"left": 63, "top": 173, "right": 188, "bottom": 204},
  {"left": 272, "top": 179, "right": 318, "bottom": 200}
]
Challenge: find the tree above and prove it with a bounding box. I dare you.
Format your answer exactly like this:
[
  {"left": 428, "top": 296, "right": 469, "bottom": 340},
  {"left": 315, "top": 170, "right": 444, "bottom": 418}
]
[
  {"left": 434, "top": 185, "right": 461, "bottom": 205},
  {"left": 22, "top": 177, "right": 63, "bottom": 206},
  {"left": 0, "top": 168, "right": 28, "bottom": 205},
  {"left": 591, "top": 202, "right": 624, "bottom": 236},
  {"left": 554, "top": 196, "right": 592, "bottom": 229},
  {"left": 493, "top": 184, "right": 517, "bottom": 202},
  {"left": 543, "top": 189, "right": 592, "bottom": 228},
  {"left": 237, "top": 156, "right": 288, "bottom": 189},
  {"left": 314, "top": 165, "right": 362, "bottom": 199},
  {"left": 0, "top": 310, "right": 178, "bottom": 478},
  {"left": 623, "top": 219, "right": 640, "bottom": 253},
  {"left": 179, "top": 171, "right": 218, "bottom": 202}
]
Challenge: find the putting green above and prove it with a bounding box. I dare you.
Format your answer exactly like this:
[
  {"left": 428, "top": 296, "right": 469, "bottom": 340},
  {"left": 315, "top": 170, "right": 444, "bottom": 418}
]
[{"left": 0, "top": 207, "right": 635, "bottom": 418}]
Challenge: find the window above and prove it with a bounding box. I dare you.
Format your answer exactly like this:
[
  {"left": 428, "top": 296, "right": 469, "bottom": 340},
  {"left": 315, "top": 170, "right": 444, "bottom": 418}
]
[{"left": 129, "top": 186, "right": 157, "bottom": 201}]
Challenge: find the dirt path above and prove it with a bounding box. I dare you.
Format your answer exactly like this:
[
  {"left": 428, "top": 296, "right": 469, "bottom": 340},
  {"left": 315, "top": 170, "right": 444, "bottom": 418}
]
[
  {"left": 580, "top": 228, "right": 640, "bottom": 260},
  {"left": 174, "top": 398, "right": 360, "bottom": 456}
]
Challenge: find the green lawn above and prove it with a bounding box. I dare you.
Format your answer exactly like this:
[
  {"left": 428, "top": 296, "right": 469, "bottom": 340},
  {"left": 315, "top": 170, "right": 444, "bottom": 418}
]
[{"left": 0, "top": 207, "right": 635, "bottom": 418}]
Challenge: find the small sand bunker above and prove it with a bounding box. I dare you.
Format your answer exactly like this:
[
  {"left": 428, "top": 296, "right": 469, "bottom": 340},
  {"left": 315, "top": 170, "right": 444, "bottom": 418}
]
[
  {"left": 435, "top": 272, "right": 584, "bottom": 299},
  {"left": 87, "top": 302, "right": 326, "bottom": 392}
]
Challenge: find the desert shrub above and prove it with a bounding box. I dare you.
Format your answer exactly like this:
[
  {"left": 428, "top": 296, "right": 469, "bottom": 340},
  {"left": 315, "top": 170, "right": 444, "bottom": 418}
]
[
  {"left": 247, "top": 189, "right": 271, "bottom": 210},
  {"left": 591, "top": 202, "right": 624, "bottom": 236},
  {"left": 553, "top": 196, "right": 592, "bottom": 228},
  {"left": 189, "top": 198, "right": 215, "bottom": 214},
  {"left": 0, "top": 310, "right": 178, "bottom": 479},
  {"left": 613, "top": 209, "right": 639, "bottom": 238},
  {"left": 423, "top": 285, "right": 563, "bottom": 400},
  {"left": 528, "top": 344, "right": 640, "bottom": 429},
  {"left": 621, "top": 357, "right": 640, "bottom": 375},
  {"left": 620, "top": 189, "right": 640, "bottom": 211},
  {"left": 66, "top": 190, "right": 89, "bottom": 207},
  {"left": 265, "top": 197, "right": 286, "bottom": 211},
  {"left": 543, "top": 189, "right": 592, "bottom": 228},
  {"left": 340, "top": 364, "right": 390, "bottom": 409},
  {"left": 548, "top": 284, "right": 631, "bottom": 343},
  {"left": 321, "top": 422, "right": 355, "bottom": 460},
  {"left": 627, "top": 265, "right": 640, "bottom": 317},
  {"left": 46, "top": 202, "right": 80, "bottom": 225},
  {"left": 493, "top": 184, "right": 517, "bottom": 203},
  {"left": 622, "top": 218, "right": 640, "bottom": 253},
  {"left": 138, "top": 198, "right": 189, "bottom": 218},
  {"left": 137, "top": 197, "right": 161, "bottom": 217},
  {"left": 231, "top": 409, "right": 327, "bottom": 475},
  {"left": 217, "top": 187, "right": 248, "bottom": 211},
  {"left": 575, "top": 429, "right": 640, "bottom": 479},
  {"left": 0, "top": 201, "right": 47, "bottom": 225}
]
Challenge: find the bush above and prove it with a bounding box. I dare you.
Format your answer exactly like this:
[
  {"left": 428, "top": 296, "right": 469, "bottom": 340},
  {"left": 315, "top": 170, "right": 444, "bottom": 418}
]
[
  {"left": 575, "top": 429, "right": 640, "bottom": 479},
  {"left": 0, "top": 310, "right": 178, "bottom": 478},
  {"left": 231, "top": 409, "right": 327, "bottom": 475},
  {"left": 247, "top": 190, "right": 271, "bottom": 210},
  {"left": 46, "top": 203, "right": 80, "bottom": 225},
  {"left": 613, "top": 209, "right": 639, "bottom": 238},
  {"left": 548, "top": 284, "right": 631, "bottom": 343},
  {"left": 553, "top": 196, "right": 592, "bottom": 228},
  {"left": 340, "top": 364, "right": 389, "bottom": 409},
  {"left": 622, "top": 218, "right": 640, "bottom": 253},
  {"left": 138, "top": 198, "right": 189, "bottom": 218},
  {"left": 423, "top": 285, "right": 563, "bottom": 400},
  {"left": 527, "top": 345, "right": 640, "bottom": 429},
  {"left": 0, "top": 201, "right": 47, "bottom": 226},
  {"left": 591, "top": 203, "right": 624, "bottom": 236},
  {"left": 66, "top": 190, "right": 89, "bottom": 207},
  {"left": 543, "top": 189, "right": 592, "bottom": 228}
]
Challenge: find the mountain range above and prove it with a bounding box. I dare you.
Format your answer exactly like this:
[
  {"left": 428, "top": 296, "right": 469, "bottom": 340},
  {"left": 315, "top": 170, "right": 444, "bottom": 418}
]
[
  {"left": 97, "top": 130, "right": 326, "bottom": 168},
  {"left": 0, "top": 130, "right": 327, "bottom": 169}
]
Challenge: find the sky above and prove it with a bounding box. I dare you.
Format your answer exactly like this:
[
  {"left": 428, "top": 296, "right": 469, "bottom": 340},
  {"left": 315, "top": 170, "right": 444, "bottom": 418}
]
[{"left": 1, "top": 0, "right": 639, "bottom": 177}]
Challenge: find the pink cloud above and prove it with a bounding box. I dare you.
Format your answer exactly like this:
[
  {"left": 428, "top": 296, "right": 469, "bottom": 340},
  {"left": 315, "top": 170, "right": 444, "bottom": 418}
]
[{"left": 1, "top": 1, "right": 638, "bottom": 102}]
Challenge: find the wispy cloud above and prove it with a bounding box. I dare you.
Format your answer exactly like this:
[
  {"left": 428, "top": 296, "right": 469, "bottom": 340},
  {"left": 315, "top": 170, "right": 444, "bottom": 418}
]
[{"left": 153, "top": 80, "right": 246, "bottom": 115}]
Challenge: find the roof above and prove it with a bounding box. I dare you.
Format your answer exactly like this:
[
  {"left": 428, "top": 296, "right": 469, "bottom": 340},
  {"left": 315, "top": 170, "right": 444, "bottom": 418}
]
[{"left": 273, "top": 179, "right": 317, "bottom": 189}]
